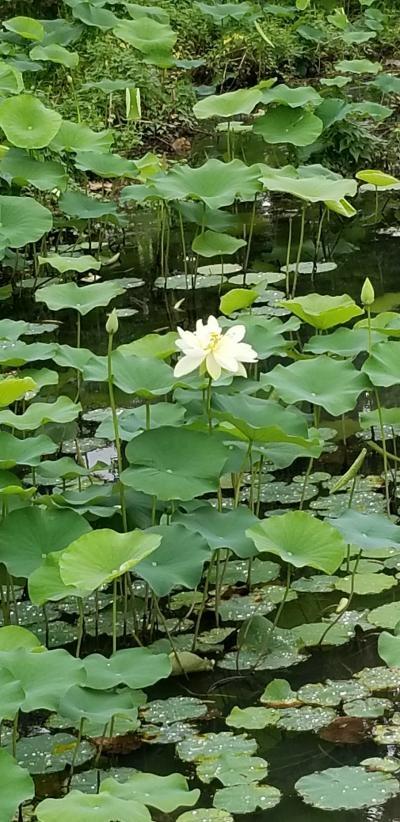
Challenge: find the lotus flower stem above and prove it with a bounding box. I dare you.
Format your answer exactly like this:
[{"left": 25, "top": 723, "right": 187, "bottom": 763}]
[
  {"left": 178, "top": 210, "right": 189, "bottom": 287},
  {"left": 285, "top": 216, "right": 293, "bottom": 297},
  {"left": 107, "top": 331, "right": 128, "bottom": 533},
  {"left": 112, "top": 578, "right": 118, "bottom": 654},
  {"left": 154, "top": 597, "right": 186, "bottom": 676},
  {"left": 374, "top": 389, "right": 391, "bottom": 516},
  {"left": 206, "top": 376, "right": 213, "bottom": 433},
  {"left": 291, "top": 205, "right": 306, "bottom": 298},
  {"left": 12, "top": 711, "right": 18, "bottom": 758},
  {"left": 314, "top": 206, "right": 327, "bottom": 273},
  {"left": 68, "top": 717, "right": 85, "bottom": 786},
  {"left": 75, "top": 597, "right": 85, "bottom": 657},
  {"left": 244, "top": 197, "right": 257, "bottom": 274},
  {"left": 318, "top": 550, "right": 361, "bottom": 647}
]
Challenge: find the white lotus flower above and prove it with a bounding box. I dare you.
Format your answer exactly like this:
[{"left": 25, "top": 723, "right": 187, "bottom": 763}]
[{"left": 174, "top": 315, "right": 258, "bottom": 380}]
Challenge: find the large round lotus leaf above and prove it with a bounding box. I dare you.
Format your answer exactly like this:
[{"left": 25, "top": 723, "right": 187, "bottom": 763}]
[
  {"left": 59, "top": 684, "right": 141, "bottom": 724},
  {"left": 36, "top": 281, "right": 124, "bottom": 315},
  {"left": 59, "top": 529, "right": 161, "bottom": 593},
  {"left": 212, "top": 394, "right": 314, "bottom": 446},
  {"left": 50, "top": 120, "right": 113, "bottom": 153},
  {"left": 38, "top": 254, "right": 101, "bottom": 274},
  {"left": 221, "top": 314, "right": 298, "bottom": 358},
  {"left": 119, "top": 330, "right": 177, "bottom": 360},
  {"left": 174, "top": 505, "right": 260, "bottom": 559},
  {"left": 196, "top": 1, "right": 253, "bottom": 21},
  {"left": 226, "top": 706, "right": 279, "bottom": 730},
  {"left": 0, "top": 340, "right": 57, "bottom": 367},
  {"left": 0, "top": 376, "right": 36, "bottom": 407},
  {"left": 30, "top": 44, "right": 79, "bottom": 69},
  {"left": 36, "top": 791, "right": 150, "bottom": 822},
  {"left": 192, "top": 230, "right": 246, "bottom": 257},
  {"left": 343, "top": 697, "right": 392, "bottom": 718},
  {"left": 362, "top": 341, "right": 400, "bottom": 387},
  {"left": 278, "top": 706, "right": 335, "bottom": 731},
  {"left": 72, "top": 3, "right": 118, "bottom": 30},
  {"left": 83, "top": 648, "right": 171, "bottom": 690},
  {"left": 0, "top": 148, "right": 68, "bottom": 192},
  {"left": 0, "top": 625, "right": 42, "bottom": 651},
  {"left": 4, "top": 15, "right": 44, "bottom": 40},
  {"left": 259, "top": 163, "right": 356, "bottom": 203},
  {"left": 177, "top": 732, "right": 257, "bottom": 763},
  {"left": 74, "top": 150, "right": 137, "bottom": 178},
  {"left": 0, "top": 648, "right": 85, "bottom": 712},
  {"left": 178, "top": 811, "right": 233, "bottom": 821},
  {"left": 0, "top": 667, "right": 25, "bottom": 722},
  {"left": 213, "top": 783, "right": 281, "bottom": 814},
  {"left": 0, "top": 95, "right": 62, "bottom": 149},
  {"left": 113, "top": 17, "right": 176, "bottom": 55},
  {"left": 0, "top": 60, "right": 24, "bottom": 95},
  {"left": 335, "top": 58, "right": 382, "bottom": 74},
  {"left": 264, "top": 356, "right": 369, "bottom": 416},
  {"left": 305, "top": 327, "right": 384, "bottom": 357},
  {"left": 102, "top": 771, "right": 200, "bottom": 812},
  {"left": 83, "top": 351, "right": 174, "bottom": 397},
  {"left": 296, "top": 765, "right": 399, "bottom": 810},
  {"left": 29, "top": 551, "right": 89, "bottom": 605},
  {"left": 59, "top": 190, "right": 118, "bottom": 219},
  {"left": 378, "top": 631, "right": 400, "bottom": 667},
  {"left": 335, "top": 573, "right": 397, "bottom": 595},
  {"left": 193, "top": 87, "right": 263, "bottom": 119},
  {"left": 0, "top": 195, "right": 52, "bottom": 247},
  {"left": 0, "top": 748, "right": 34, "bottom": 821},
  {"left": 123, "top": 427, "right": 230, "bottom": 500},
  {"left": 152, "top": 159, "right": 261, "bottom": 209},
  {"left": 0, "top": 506, "right": 91, "bottom": 578},
  {"left": 369, "top": 602, "right": 400, "bottom": 629},
  {"left": 261, "top": 84, "right": 322, "bottom": 108},
  {"left": 0, "top": 396, "right": 81, "bottom": 431},
  {"left": 96, "top": 403, "right": 185, "bottom": 441},
  {"left": 356, "top": 311, "right": 400, "bottom": 337},
  {"left": 53, "top": 345, "right": 95, "bottom": 372},
  {"left": 329, "top": 510, "right": 400, "bottom": 552},
  {"left": 282, "top": 294, "right": 363, "bottom": 330},
  {"left": 253, "top": 107, "right": 323, "bottom": 146},
  {"left": 13, "top": 733, "right": 94, "bottom": 774},
  {"left": 135, "top": 523, "right": 211, "bottom": 596},
  {"left": 247, "top": 510, "right": 346, "bottom": 573}
]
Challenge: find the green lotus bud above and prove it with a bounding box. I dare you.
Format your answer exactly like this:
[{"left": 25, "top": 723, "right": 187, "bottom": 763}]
[
  {"left": 106, "top": 309, "right": 119, "bottom": 336},
  {"left": 361, "top": 277, "right": 375, "bottom": 306}
]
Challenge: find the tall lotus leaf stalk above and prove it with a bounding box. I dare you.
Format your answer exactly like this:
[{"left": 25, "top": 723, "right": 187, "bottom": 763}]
[
  {"left": 318, "top": 448, "right": 367, "bottom": 646},
  {"left": 291, "top": 205, "right": 307, "bottom": 297},
  {"left": 363, "top": 277, "right": 390, "bottom": 514},
  {"left": 106, "top": 309, "right": 127, "bottom": 533}
]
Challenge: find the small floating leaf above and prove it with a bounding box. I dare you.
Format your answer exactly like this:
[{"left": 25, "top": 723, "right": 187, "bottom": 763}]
[{"left": 296, "top": 765, "right": 399, "bottom": 810}]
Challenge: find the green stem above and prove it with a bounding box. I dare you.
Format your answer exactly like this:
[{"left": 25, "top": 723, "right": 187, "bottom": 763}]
[
  {"left": 178, "top": 210, "right": 189, "bottom": 287},
  {"left": 318, "top": 551, "right": 361, "bottom": 646},
  {"left": 244, "top": 197, "right": 257, "bottom": 274},
  {"left": 291, "top": 205, "right": 306, "bottom": 298},
  {"left": 112, "top": 578, "right": 118, "bottom": 655},
  {"left": 107, "top": 333, "right": 128, "bottom": 532},
  {"left": 375, "top": 388, "right": 390, "bottom": 516},
  {"left": 75, "top": 597, "right": 85, "bottom": 658},
  {"left": 206, "top": 376, "right": 213, "bottom": 433},
  {"left": 285, "top": 216, "right": 293, "bottom": 297}
]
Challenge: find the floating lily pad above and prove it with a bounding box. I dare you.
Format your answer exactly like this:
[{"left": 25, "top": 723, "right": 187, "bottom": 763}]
[
  {"left": 373, "top": 721, "right": 400, "bottom": 745},
  {"left": 361, "top": 757, "right": 400, "bottom": 773},
  {"left": 292, "top": 622, "right": 353, "bottom": 647},
  {"left": 355, "top": 666, "right": 400, "bottom": 692},
  {"left": 178, "top": 812, "right": 233, "bottom": 822},
  {"left": 220, "top": 647, "right": 306, "bottom": 671},
  {"left": 35, "top": 790, "right": 150, "bottom": 822},
  {"left": 140, "top": 722, "right": 195, "bottom": 744},
  {"left": 213, "top": 783, "right": 281, "bottom": 814},
  {"left": 141, "top": 697, "right": 207, "bottom": 725},
  {"left": 101, "top": 771, "right": 200, "bottom": 813},
  {"left": 296, "top": 765, "right": 399, "bottom": 810},
  {"left": 261, "top": 679, "right": 299, "bottom": 707},
  {"left": 343, "top": 697, "right": 392, "bottom": 718},
  {"left": 335, "top": 573, "right": 397, "bottom": 595},
  {"left": 177, "top": 732, "right": 257, "bottom": 763},
  {"left": 13, "top": 733, "right": 95, "bottom": 774},
  {"left": 217, "top": 587, "right": 297, "bottom": 621},
  {"left": 226, "top": 707, "right": 280, "bottom": 730},
  {"left": 197, "top": 753, "right": 269, "bottom": 786},
  {"left": 291, "top": 575, "right": 339, "bottom": 593},
  {"left": 278, "top": 706, "right": 335, "bottom": 732},
  {"left": 368, "top": 603, "right": 400, "bottom": 629},
  {"left": 298, "top": 680, "right": 369, "bottom": 707}
]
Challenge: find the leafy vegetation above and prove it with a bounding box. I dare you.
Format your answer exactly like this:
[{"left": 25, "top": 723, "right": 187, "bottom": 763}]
[{"left": 0, "top": 0, "right": 399, "bottom": 819}]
